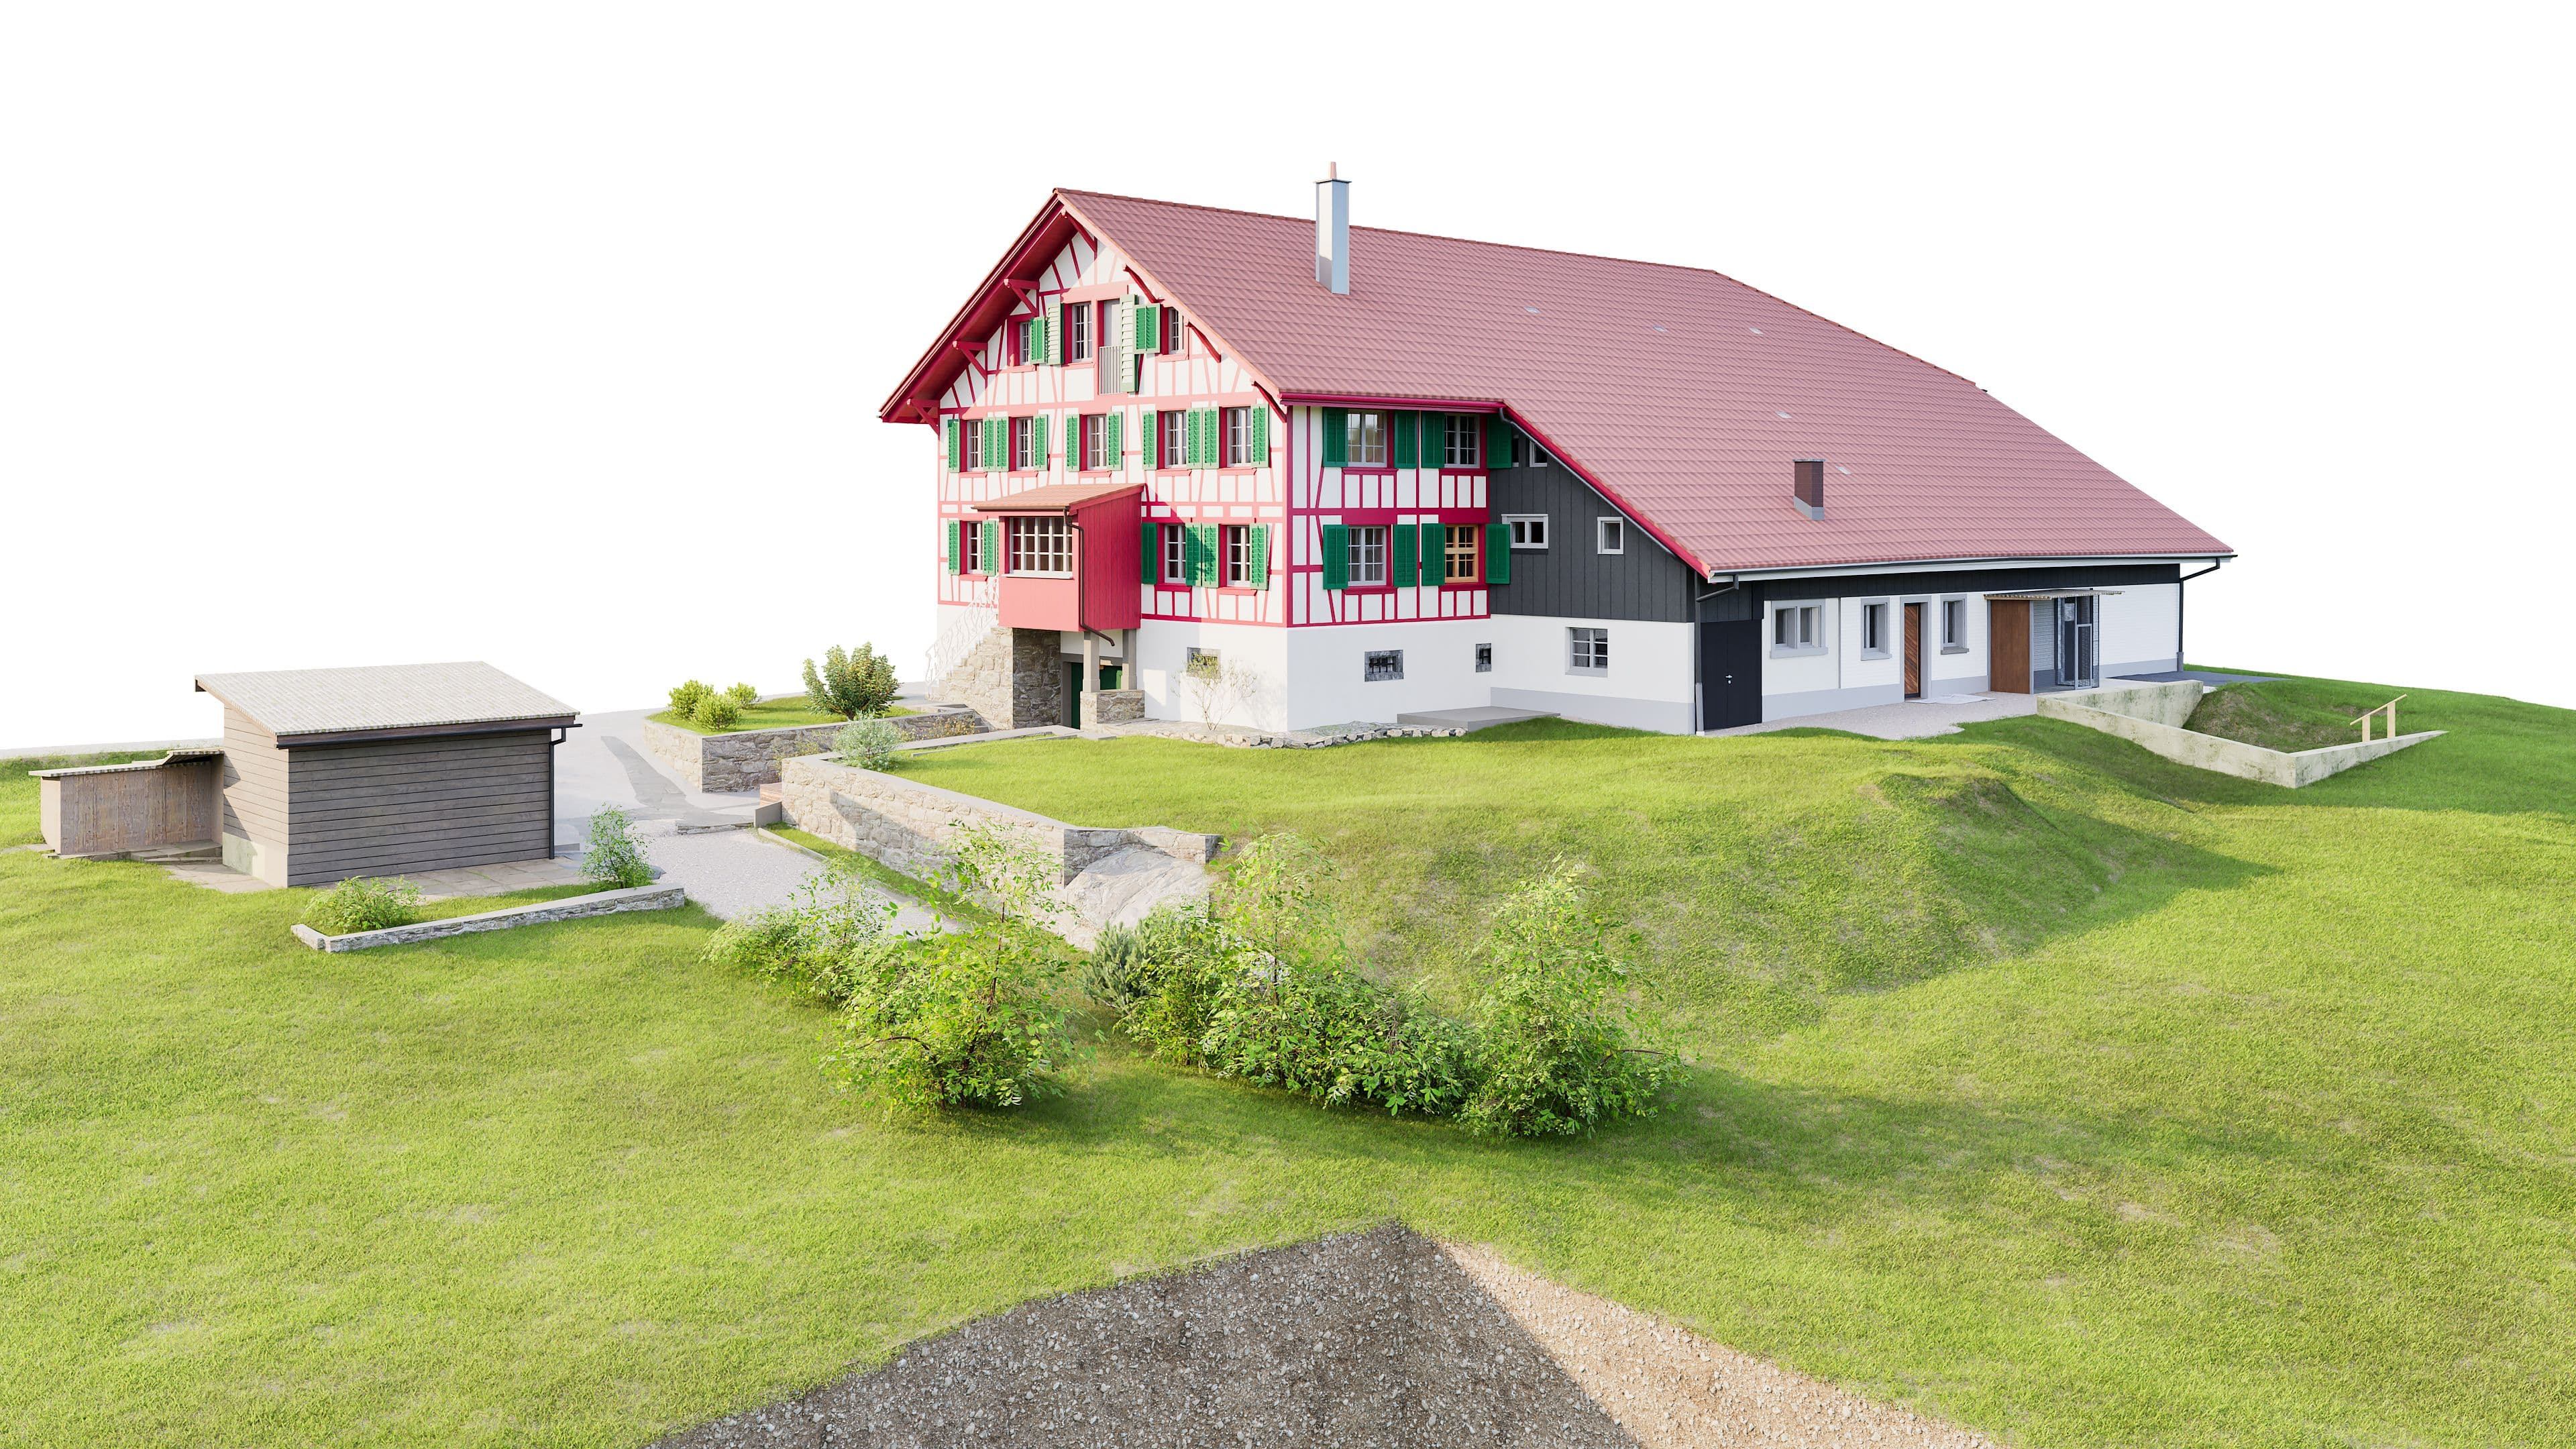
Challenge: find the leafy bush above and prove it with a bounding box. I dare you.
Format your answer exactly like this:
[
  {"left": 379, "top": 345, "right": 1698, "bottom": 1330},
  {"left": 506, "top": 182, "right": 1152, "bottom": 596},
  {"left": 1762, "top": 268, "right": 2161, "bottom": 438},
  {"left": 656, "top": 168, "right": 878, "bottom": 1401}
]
[
  {"left": 580, "top": 806, "right": 653, "bottom": 889},
  {"left": 724, "top": 682, "right": 759, "bottom": 708},
  {"left": 1105, "top": 902, "right": 1230, "bottom": 1066},
  {"left": 667, "top": 679, "right": 714, "bottom": 717},
  {"left": 833, "top": 718, "right": 902, "bottom": 771},
  {"left": 692, "top": 692, "right": 742, "bottom": 731},
  {"left": 803, "top": 643, "right": 900, "bottom": 720},
  {"left": 706, "top": 857, "right": 897, "bottom": 1004},
  {"left": 1081, "top": 921, "right": 1147, "bottom": 1010},
  {"left": 303, "top": 875, "right": 423, "bottom": 934},
  {"left": 1456, "top": 861, "right": 1672, "bottom": 1137}
]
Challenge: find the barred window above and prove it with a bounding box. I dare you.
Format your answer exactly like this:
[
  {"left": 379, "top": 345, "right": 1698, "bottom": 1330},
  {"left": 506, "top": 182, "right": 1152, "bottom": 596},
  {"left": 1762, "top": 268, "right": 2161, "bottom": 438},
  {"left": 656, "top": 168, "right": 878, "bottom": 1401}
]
[
  {"left": 1348, "top": 525, "right": 1389, "bottom": 587},
  {"left": 1364, "top": 649, "right": 1403, "bottom": 682},
  {"left": 1008, "top": 516, "right": 1071, "bottom": 576}
]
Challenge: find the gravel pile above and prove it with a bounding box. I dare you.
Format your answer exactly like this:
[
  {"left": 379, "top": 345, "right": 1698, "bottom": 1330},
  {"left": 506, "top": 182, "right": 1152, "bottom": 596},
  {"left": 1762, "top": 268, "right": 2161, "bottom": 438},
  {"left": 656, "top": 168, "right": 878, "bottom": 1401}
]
[{"left": 653, "top": 1225, "right": 1994, "bottom": 1448}]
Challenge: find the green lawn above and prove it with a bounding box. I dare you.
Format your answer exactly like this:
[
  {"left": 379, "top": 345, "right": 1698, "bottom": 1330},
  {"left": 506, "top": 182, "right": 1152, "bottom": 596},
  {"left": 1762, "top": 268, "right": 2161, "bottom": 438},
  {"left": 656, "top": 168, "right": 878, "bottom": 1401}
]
[
  {"left": 648, "top": 701, "right": 916, "bottom": 736},
  {"left": 2184, "top": 677, "right": 2410, "bottom": 754},
  {"left": 3, "top": 676, "right": 2571, "bottom": 1446}
]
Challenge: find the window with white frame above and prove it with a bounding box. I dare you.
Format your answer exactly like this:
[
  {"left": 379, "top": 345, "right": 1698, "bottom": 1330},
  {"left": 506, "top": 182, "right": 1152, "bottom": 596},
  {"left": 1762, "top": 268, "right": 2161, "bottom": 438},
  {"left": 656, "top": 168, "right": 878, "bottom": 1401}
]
[
  {"left": 1505, "top": 514, "right": 1548, "bottom": 549},
  {"left": 1158, "top": 410, "right": 1187, "bottom": 470},
  {"left": 1222, "top": 525, "right": 1252, "bottom": 587},
  {"left": 1348, "top": 525, "right": 1389, "bottom": 586},
  {"left": 1529, "top": 443, "right": 1549, "bottom": 468},
  {"left": 1442, "top": 413, "right": 1482, "bottom": 469},
  {"left": 1363, "top": 649, "right": 1404, "bottom": 682},
  {"left": 1081, "top": 414, "right": 1112, "bottom": 471},
  {"left": 962, "top": 419, "right": 987, "bottom": 472},
  {"left": 1941, "top": 598, "right": 1968, "bottom": 651},
  {"left": 1772, "top": 604, "right": 1824, "bottom": 652},
  {"left": 1222, "top": 407, "right": 1256, "bottom": 466},
  {"left": 1010, "top": 416, "right": 1037, "bottom": 471},
  {"left": 1008, "top": 516, "right": 1071, "bottom": 576},
  {"left": 1344, "top": 411, "right": 1388, "bottom": 466},
  {"left": 1161, "top": 523, "right": 1186, "bottom": 584},
  {"left": 1860, "top": 601, "right": 1890, "bottom": 657},
  {"left": 1568, "top": 627, "right": 1609, "bottom": 674},
  {"left": 961, "top": 521, "right": 983, "bottom": 574},
  {"left": 1063, "top": 301, "right": 1091, "bottom": 362},
  {"left": 1597, "top": 517, "right": 1625, "bottom": 554}
]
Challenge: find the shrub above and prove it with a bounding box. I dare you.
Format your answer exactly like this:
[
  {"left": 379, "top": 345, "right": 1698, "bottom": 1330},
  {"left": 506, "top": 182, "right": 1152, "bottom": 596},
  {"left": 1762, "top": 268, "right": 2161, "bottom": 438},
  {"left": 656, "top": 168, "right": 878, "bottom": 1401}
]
[
  {"left": 802, "top": 643, "right": 899, "bottom": 720},
  {"left": 692, "top": 692, "right": 742, "bottom": 731},
  {"left": 706, "top": 857, "right": 897, "bottom": 1004},
  {"left": 725, "top": 682, "right": 759, "bottom": 708},
  {"left": 824, "top": 926, "right": 1072, "bottom": 1109},
  {"left": 580, "top": 805, "right": 653, "bottom": 889},
  {"left": 1081, "top": 921, "right": 1148, "bottom": 1010},
  {"left": 833, "top": 718, "right": 902, "bottom": 771},
  {"left": 667, "top": 679, "right": 714, "bottom": 717},
  {"left": 303, "top": 875, "right": 423, "bottom": 934},
  {"left": 1456, "top": 861, "right": 1672, "bottom": 1137}
]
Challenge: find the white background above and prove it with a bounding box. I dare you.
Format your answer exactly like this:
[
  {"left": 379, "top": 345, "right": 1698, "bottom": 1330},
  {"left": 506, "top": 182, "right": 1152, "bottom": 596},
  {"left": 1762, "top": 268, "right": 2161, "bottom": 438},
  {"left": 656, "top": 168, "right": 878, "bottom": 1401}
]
[{"left": 5, "top": 3, "right": 2568, "bottom": 749}]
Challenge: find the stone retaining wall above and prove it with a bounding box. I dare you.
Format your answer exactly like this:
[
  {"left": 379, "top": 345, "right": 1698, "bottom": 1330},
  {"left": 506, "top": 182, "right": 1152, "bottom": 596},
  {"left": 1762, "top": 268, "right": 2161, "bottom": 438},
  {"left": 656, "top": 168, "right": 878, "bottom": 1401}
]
[
  {"left": 643, "top": 708, "right": 984, "bottom": 792},
  {"left": 2039, "top": 684, "right": 2442, "bottom": 788},
  {"left": 938, "top": 625, "right": 1065, "bottom": 730},
  {"left": 290, "top": 884, "right": 686, "bottom": 952},
  {"left": 780, "top": 754, "right": 1218, "bottom": 887}
]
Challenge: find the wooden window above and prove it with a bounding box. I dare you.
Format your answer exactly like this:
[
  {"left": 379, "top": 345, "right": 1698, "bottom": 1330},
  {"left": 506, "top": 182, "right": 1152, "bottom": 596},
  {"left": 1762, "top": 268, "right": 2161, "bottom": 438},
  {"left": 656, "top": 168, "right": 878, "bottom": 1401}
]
[
  {"left": 1568, "top": 627, "right": 1609, "bottom": 674},
  {"left": 1442, "top": 414, "right": 1483, "bottom": 469},
  {"left": 1008, "top": 516, "right": 1071, "bottom": 576},
  {"left": 1363, "top": 649, "right": 1404, "bottom": 682},
  {"left": 1443, "top": 525, "right": 1480, "bottom": 584},
  {"left": 1596, "top": 517, "right": 1624, "bottom": 554},
  {"left": 1505, "top": 514, "right": 1548, "bottom": 549},
  {"left": 1063, "top": 301, "right": 1091, "bottom": 362},
  {"left": 1344, "top": 411, "right": 1388, "bottom": 467},
  {"left": 1348, "top": 525, "right": 1389, "bottom": 587},
  {"left": 1161, "top": 524, "right": 1187, "bottom": 584}
]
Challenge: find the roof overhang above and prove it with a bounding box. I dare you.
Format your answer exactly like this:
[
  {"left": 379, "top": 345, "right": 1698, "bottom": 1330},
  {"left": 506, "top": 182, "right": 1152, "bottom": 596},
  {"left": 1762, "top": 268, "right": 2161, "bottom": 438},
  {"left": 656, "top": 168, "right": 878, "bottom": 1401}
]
[
  {"left": 968, "top": 481, "right": 1146, "bottom": 515},
  {"left": 1701, "top": 552, "right": 2235, "bottom": 584},
  {"left": 879, "top": 197, "right": 1090, "bottom": 428}
]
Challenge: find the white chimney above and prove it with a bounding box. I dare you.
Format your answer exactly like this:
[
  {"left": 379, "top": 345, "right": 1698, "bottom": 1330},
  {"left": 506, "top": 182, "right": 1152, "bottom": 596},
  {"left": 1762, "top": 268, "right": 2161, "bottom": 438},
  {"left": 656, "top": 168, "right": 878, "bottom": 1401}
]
[{"left": 1315, "top": 163, "right": 1349, "bottom": 294}]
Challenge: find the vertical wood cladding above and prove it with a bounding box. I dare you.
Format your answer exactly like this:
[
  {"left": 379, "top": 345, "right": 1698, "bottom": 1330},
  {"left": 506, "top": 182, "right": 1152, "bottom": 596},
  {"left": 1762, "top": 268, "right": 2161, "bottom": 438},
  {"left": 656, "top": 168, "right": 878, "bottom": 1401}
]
[
  {"left": 1485, "top": 449, "right": 1692, "bottom": 623},
  {"left": 281, "top": 730, "right": 555, "bottom": 886}
]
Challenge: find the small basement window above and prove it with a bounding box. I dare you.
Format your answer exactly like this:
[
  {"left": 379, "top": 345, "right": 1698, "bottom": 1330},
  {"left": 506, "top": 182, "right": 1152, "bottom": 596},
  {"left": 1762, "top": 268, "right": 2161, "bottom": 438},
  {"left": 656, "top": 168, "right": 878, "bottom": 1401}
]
[
  {"left": 1597, "top": 517, "right": 1624, "bottom": 554},
  {"left": 1185, "top": 647, "right": 1220, "bottom": 679},
  {"left": 1474, "top": 643, "right": 1492, "bottom": 673},
  {"left": 1505, "top": 514, "right": 1548, "bottom": 549},
  {"left": 1568, "top": 627, "right": 1609, "bottom": 674},
  {"left": 1364, "top": 649, "right": 1403, "bottom": 682}
]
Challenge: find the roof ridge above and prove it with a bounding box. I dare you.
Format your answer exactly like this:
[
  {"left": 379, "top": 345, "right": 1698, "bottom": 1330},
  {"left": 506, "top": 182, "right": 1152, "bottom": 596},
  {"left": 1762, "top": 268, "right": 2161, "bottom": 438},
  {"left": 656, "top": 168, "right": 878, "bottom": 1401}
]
[{"left": 1055, "top": 188, "right": 1974, "bottom": 386}]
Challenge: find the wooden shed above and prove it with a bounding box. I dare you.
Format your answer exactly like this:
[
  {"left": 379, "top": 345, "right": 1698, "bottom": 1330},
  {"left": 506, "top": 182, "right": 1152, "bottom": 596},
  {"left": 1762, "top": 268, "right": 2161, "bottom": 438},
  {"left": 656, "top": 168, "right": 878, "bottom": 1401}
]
[{"left": 194, "top": 663, "right": 578, "bottom": 888}]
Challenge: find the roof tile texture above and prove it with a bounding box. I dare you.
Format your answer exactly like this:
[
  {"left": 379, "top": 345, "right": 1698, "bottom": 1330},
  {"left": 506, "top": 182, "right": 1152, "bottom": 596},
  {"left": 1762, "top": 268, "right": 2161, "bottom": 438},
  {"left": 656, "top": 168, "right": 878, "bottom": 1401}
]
[{"left": 195, "top": 662, "right": 574, "bottom": 737}]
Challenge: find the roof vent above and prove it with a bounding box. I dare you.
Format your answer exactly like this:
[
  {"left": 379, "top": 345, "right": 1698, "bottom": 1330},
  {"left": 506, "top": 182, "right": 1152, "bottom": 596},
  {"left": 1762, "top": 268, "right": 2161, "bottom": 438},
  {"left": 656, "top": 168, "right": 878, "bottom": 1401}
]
[
  {"left": 1315, "top": 164, "right": 1350, "bottom": 294},
  {"left": 1793, "top": 459, "right": 1826, "bottom": 521}
]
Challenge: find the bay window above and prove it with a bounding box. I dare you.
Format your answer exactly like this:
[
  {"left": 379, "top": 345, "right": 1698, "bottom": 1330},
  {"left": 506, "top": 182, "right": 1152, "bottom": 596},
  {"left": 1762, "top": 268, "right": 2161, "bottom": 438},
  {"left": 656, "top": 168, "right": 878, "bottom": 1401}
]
[{"left": 1008, "top": 516, "right": 1071, "bottom": 576}]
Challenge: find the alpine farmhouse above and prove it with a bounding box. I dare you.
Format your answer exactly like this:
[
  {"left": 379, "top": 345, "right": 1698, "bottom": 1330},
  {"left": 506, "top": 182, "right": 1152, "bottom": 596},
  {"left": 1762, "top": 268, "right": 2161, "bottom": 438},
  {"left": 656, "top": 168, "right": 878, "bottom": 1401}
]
[{"left": 883, "top": 176, "right": 2233, "bottom": 735}]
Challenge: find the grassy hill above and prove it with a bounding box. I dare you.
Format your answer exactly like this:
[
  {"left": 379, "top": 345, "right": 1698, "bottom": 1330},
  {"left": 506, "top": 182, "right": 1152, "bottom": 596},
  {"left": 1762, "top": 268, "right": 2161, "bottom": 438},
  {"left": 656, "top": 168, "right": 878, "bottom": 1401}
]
[{"left": 2, "top": 674, "right": 2570, "bottom": 1446}]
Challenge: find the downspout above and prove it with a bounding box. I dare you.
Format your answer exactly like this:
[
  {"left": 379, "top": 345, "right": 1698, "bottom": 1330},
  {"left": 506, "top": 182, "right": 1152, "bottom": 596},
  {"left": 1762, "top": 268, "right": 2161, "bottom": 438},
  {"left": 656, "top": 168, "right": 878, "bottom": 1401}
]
[{"left": 2177, "top": 558, "right": 2224, "bottom": 672}]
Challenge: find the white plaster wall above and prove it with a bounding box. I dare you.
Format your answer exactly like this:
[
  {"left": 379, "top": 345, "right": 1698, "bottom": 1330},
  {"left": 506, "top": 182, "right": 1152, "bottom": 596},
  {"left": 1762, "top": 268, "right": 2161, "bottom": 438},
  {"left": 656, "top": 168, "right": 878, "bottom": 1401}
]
[
  {"left": 1760, "top": 598, "right": 1841, "bottom": 698},
  {"left": 1281, "top": 618, "right": 1491, "bottom": 729},
  {"left": 1760, "top": 586, "right": 1989, "bottom": 718},
  {"left": 1483, "top": 614, "right": 1695, "bottom": 723},
  {"left": 1923, "top": 586, "right": 1986, "bottom": 688},
  {"left": 2100, "top": 582, "right": 2181, "bottom": 673},
  {"left": 1133, "top": 620, "right": 1289, "bottom": 732}
]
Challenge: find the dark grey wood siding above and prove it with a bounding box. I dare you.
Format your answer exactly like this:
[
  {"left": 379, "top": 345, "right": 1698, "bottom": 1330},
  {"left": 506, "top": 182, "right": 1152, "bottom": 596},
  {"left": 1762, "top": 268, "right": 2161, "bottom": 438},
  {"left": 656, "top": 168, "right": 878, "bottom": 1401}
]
[
  {"left": 219, "top": 707, "right": 290, "bottom": 846},
  {"left": 282, "top": 729, "right": 554, "bottom": 885},
  {"left": 1485, "top": 447, "right": 1693, "bottom": 623}
]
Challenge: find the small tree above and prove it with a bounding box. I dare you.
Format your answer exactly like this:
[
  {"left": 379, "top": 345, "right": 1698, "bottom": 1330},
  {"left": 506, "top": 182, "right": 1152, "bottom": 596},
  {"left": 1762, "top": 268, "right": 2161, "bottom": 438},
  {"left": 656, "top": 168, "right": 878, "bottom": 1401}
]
[
  {"left": 1181, "top": 651, "right": 1260, "bottom": 731},
  {"left": 580, "top": 805, "right": 654, "bottom": 890},
  {"left": 1458, "top": 861, "right": 1671, "bottom": 1136},
  {"left": 802, "top": 643, "right": 899, "bottom": 720}
]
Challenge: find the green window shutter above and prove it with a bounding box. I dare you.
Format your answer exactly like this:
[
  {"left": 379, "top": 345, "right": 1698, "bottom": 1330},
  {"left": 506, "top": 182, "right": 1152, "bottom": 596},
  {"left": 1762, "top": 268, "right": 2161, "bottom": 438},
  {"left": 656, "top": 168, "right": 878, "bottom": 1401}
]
[
  {"left": 1246, "top": 524, "right": 1270, "bottom": 588},
  {"left": 1246, "top": 406, "right": 1268, "bottom": 464},
  {"left": 1320, "top": 523, "right": 1349, "bottom": 590},
  {"left": 1140, "top": 521, "right": 1159, "bottom": 583},
  {"left": 1063, "top": 414, "right": 1079, "bottom": 468},
  {"left": 1132, "top": 301, "right": 1159, "bottom": 352},
  {"left": 944, "top": 519, "right": 961, "bottom": 573},
  {"left": 1421, "top": 522, "right": 1447, "bottom": 584},
  {"left": 1185, "top": 523, "right": 1216, "bottom": 585},
  {"left": 1042, "top": 299, "right": 1062, "bottom": 364},
  {"left": 1485, "top": 522, "right": 1511, "bottom": 585},
  {"left": 1393, "top": 523, "right": 1416, "bottom": 586},
  {"left": 1032, "top": 415, "right": 1051, "bottom": 469},
  {"left": 1487, "top": 415, "right": 1512, "bottom": 469},
  {"left": 1105, "top": 409, "right": 1123, "bottom": 466},
  {"left": 982, "top": 415, "right": 1002, "bottom": 468},
  {"left": 1320, "top": 408, "right": 1346, "bottom": 466},
  {"left": 1186, "top": 408, "right": 1206, "bottom": 467},
  {"left": 943, "top": 417, "right": 960, "bottom": 471},
  {"left": 1139, "top": 409, "right": 1158, "bottom": 467},
  {"left": 982, "top": 520, "right": 1000, "bottom": 574},
  {"left": 1394, "top": 411, "right": 1418, "bottom": 469}
]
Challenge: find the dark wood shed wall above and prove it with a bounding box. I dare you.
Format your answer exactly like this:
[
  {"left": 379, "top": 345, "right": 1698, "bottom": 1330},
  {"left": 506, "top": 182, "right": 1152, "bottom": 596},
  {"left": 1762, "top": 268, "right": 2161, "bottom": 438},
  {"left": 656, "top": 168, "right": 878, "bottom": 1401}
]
[
  {"left": 219, "top": 707, "right": 290, "bottom": 847},
  {"left": 281, "top": 729, "right": 555, "bottom": 886}
]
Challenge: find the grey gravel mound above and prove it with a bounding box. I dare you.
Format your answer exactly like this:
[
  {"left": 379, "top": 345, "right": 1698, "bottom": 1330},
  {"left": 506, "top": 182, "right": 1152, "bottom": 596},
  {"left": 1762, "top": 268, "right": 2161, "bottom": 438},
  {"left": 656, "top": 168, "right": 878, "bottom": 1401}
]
[{"left": 653, "top": 1223, "right": 1638, "bottom": 1448}]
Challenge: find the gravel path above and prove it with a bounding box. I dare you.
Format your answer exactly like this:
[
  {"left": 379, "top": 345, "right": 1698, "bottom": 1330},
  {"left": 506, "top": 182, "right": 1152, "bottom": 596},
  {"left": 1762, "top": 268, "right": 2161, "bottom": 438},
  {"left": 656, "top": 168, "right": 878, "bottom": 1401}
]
[{"left": 650, "top": 1224, "right": 1994, "bottom": 1448}]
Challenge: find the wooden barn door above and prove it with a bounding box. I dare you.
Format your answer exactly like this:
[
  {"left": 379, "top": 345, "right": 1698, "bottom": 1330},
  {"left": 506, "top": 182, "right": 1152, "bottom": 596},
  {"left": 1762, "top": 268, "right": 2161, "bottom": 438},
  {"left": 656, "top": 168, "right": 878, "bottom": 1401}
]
[
  {"left": 1902, "top": 603, "right": 1925, "bottom": 699},
  {"left": 1988, "top": 599, "right": 2031, "bottom": 692}
]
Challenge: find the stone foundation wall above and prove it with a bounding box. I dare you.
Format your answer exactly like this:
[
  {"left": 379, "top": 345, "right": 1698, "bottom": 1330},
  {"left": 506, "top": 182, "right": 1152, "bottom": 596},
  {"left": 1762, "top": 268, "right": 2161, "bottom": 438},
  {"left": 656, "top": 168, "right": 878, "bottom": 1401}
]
[
  {"left": 780, "top": 754, "right": 1218, "bottom": 886},
  {"left": 936, "top": 624, "right": 1066, "bottom": 730},
  {"left": 1083, "top": 689, "right": 1146, "bottom": 725},
  {"left": 643, "top": 708, "right": 984, "bottom": 793}
]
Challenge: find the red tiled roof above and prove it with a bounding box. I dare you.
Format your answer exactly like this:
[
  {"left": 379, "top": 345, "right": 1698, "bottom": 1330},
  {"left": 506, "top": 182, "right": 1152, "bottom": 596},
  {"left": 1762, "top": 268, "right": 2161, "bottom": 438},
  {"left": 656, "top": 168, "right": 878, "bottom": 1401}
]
[
  {"left": 1057, "top": 189, "right": 2231, "bottom": 576},
  {"left": 967, "top": 479, "right": 1144, "bottom": 513}
]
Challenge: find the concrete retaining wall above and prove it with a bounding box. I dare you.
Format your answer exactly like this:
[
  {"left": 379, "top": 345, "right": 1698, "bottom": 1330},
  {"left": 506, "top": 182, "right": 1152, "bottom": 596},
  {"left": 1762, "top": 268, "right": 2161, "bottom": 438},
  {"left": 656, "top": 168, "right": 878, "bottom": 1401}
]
[
  {"left": 290, "top": 883, "right": 687, "bottom": 952},
  {"left": 779, "top": 754, "right": 1218, "bottom": 886},
  {"left": 2039, "top": 685, "right": 2441, "bottom": 788},
  {"left": 643, "top": 708, "right": 985, "bottom": 792}
]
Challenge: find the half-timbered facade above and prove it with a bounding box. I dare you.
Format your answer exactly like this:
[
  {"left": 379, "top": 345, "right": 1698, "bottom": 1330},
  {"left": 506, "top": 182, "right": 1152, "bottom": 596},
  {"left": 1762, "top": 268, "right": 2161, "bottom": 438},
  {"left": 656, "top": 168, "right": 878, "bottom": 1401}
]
[{"left": 885, "top": 180, "right": 2233, "bottom": 735}]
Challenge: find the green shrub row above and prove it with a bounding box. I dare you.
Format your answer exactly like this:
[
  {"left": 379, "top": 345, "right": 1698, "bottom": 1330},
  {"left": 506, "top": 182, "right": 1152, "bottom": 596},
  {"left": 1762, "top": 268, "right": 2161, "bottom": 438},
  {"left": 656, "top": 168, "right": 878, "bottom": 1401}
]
[{"left": 667, "top": 680, "right": 759, "bottom": 730}]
